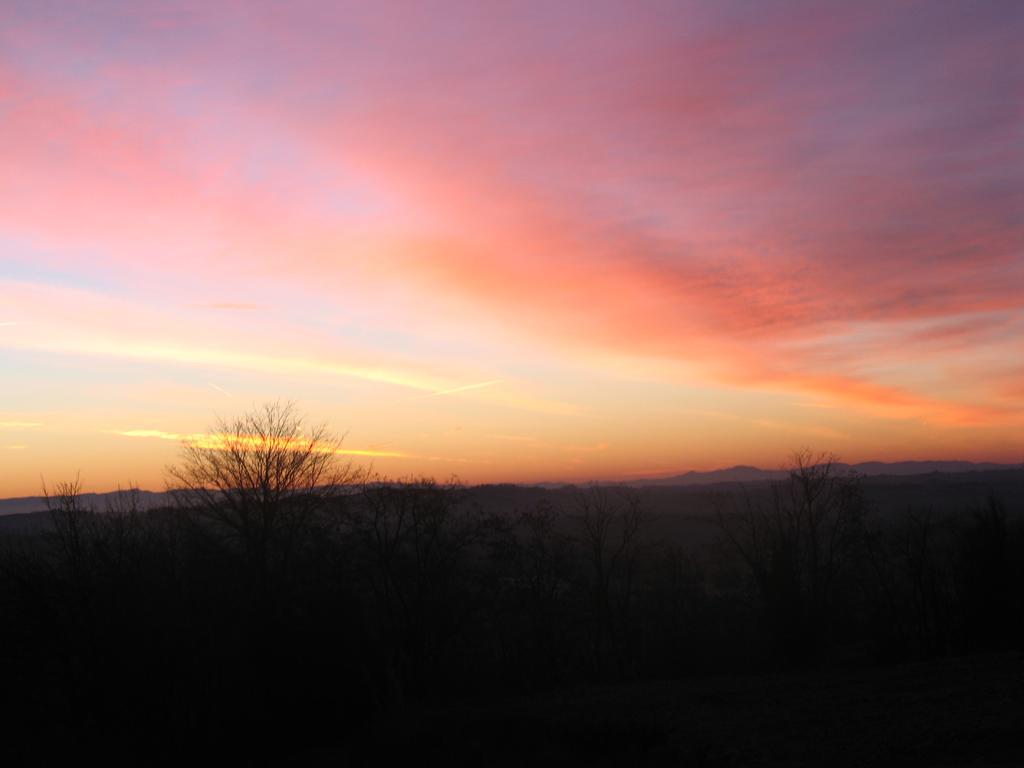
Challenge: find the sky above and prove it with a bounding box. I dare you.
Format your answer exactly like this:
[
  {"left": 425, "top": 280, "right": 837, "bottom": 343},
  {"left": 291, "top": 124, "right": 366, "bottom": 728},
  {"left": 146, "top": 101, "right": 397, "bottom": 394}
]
[{"left": 1, "top": 0, "right": 1022, "bottom": 496}]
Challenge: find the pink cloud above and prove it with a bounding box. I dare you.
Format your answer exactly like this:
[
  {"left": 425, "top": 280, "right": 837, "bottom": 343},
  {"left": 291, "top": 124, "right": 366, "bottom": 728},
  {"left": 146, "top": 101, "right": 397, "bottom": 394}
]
[{"left": 1, "top": 0, "right": 1020, "bottom": 456}]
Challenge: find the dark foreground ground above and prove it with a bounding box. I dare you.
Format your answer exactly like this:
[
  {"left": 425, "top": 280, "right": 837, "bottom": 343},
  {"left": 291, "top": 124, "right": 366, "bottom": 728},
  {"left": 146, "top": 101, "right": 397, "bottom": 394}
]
[
  {"left": 12, "top": 652, "right": 1022, "bottom": 765},
  {"left": 5, "top": 469, "right": 1023, "bottom": 765},
  {"left": 381, "top": 653, "right": 1024, "bottom": 767}
]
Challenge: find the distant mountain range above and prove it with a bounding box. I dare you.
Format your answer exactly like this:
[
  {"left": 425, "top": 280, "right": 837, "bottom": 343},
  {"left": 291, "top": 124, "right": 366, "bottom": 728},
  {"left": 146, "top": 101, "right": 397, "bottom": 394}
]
[
  {"left": 0, "top": 490, "right": 170, "bottom": 517},
  {"left": 627, "top": 460, "right": 1020, "bottom": 487},
  {"left": 0, "top": 461, "right": 1020, "bottom": 516}
]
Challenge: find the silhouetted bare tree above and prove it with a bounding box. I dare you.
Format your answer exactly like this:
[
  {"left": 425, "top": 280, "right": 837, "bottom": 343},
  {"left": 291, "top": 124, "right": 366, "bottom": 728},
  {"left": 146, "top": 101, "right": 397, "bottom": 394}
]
[
  {"left": 166, "top": 401, "right": 360, "bottom": 599},
  {"left": 42, "top": 473, "right": 94, "bottom": 578},
  {"left": 344, "top": 475, "right": 503, "bottom": 701},
  {"left": 574, "top": 484, "right": 647, "bottom": 678},
  {"left": 718, "top": 449, "right": 865, "bottom": 658}
]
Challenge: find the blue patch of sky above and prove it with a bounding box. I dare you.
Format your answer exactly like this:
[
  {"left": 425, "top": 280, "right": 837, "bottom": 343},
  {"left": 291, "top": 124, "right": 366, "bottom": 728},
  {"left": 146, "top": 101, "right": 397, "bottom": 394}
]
[
  {"left": 0, "top": 237, "right": 122, "bottom": 295},
  {"left": 3, "top": 1, "right": 215, "bottom": 82}
]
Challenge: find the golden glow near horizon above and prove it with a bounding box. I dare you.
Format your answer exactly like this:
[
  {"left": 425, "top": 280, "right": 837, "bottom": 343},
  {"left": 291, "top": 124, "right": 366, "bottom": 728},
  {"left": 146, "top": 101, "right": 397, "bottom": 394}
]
[
  {"left": 113, "top": 429, "right": 409, "bottom": 459},
  {"left": 1, "top": 2, "right": 1022, "bottom": 496}
]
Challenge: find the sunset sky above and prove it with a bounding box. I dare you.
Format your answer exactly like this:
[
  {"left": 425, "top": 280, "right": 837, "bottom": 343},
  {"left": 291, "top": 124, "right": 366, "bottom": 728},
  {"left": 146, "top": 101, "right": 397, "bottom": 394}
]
[{"left": 1, "top": 1, "right": 1022, "bottom": 496}]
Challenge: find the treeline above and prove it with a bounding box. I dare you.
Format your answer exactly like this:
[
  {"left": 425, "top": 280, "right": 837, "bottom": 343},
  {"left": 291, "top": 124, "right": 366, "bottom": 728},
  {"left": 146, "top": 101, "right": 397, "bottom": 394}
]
[{"left": 0, "top": 451, "right": 1022, "bottom": 761}]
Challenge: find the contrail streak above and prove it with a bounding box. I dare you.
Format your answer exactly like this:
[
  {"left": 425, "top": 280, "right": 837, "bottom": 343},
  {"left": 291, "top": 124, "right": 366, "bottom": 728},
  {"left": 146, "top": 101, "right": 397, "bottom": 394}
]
[
  {"left": 208, "top": 382, "right": 233, "bottom": 398},
  {"left": 408, "top": 380, "right": 502, "bottom": 401}
]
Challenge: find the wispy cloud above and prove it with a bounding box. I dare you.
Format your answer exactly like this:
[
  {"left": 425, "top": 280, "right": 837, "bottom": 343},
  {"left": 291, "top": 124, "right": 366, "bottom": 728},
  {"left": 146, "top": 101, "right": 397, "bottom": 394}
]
[
  {"left": 110, "top": 429, "right": 409, "bottom": 458},
  {"left": 0, "top": 421, "right": 42, "bottom": 428},
  {"left": 752, "top": 419, "right": 849, "bottom": 442},
  {"left": 562, "top": 442, "right": 609, "bottom": 454},
  {"left": 113, "top": 429, "right": 204, "bottom": 441},
  {"left": 487, "top": 434, "right": 542, "bottom": 444},
  {"left": 335, "top": 448, "right": 408, "bottom": 458},
  {"left": 425, "top": 454, "right": 493, "bottom": 465},
  {"left": 191, "top": 303, "right": 263, "bottom": 311}
]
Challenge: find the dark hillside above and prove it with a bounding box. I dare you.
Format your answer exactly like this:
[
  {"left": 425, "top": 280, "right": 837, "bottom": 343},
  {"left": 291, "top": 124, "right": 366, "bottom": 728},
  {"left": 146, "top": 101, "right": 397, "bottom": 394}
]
[{"left": 1, "top": 468, "right": 1023, "bottom": 764}]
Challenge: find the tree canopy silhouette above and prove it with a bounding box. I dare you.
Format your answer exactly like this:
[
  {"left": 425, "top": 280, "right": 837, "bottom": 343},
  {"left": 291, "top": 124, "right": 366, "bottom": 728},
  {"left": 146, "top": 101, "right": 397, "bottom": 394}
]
[{"left": 166, "top": 401, "right": 359, "bottom": 592}]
